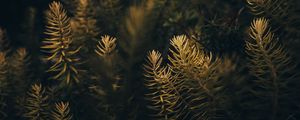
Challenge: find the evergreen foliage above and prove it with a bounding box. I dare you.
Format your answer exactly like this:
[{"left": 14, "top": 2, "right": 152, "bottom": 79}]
[
  {"left": 42, "top": 1, "right": 81, "bottom": 85},
  {"left": 0, "top": 0, "right": 299, "bottom": 119}
]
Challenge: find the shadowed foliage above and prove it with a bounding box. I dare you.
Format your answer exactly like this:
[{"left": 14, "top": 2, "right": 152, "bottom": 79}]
[
  {"left": 0, "top": 0, "right": 299, "bottom": 120},
  {"left": 23, "top": 83, "right": 49, "bottom": 120},
  {"left": 0, "top": 52, "right": 8, "bottom": 119},
  {"left": 245, "top": 18, "right": 298, "bottom": 120},
  {"left": 52, "top": 102, "right": 72, "bottom": 120}
]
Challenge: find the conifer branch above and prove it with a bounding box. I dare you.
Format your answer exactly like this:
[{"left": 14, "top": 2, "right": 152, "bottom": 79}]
[
  {"left": 95, "top": 35, "right": 117, "bottom": 58},
  {"left": 42, "top": 1, "right": 81, "bottom": 85},
  {"left": 52, "top": 102, "right": 72, "bottom": 120},
  {"left": 23, "top": 83, "right": 49, "bottom": 120},
  {"left": 246, "top": 18, "right": 297, "bottom": 119}
]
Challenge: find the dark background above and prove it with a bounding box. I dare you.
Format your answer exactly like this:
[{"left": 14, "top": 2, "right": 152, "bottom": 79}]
[{"left": 0, "top": 0, "right": 52, "bottom": 47}]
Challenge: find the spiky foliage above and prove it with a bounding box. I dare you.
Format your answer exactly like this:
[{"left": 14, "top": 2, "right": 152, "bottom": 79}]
[
  {"left": 0, "top": 52, "right": 8, "bottom": 118},
  {"left": 93, "top": 35, "right": 121, "bottom": 93},
  {"left": 167, "top": 35, "right": 223, "bottom": 120},
  {"left": 42, "top": 1, "right": 81, "bottom": 85},
  {"left": 95, "top": 35, "right": 117, "bottom": 58},
  {"left": 246, "top": 0, "right": 300, "bottom": 38},
  {"left": 0, "top": 28, "right": 12, "bottom": 55},
  {"left": 143, "top": 35, "right": 224, "bottom": 120},
  {"left": 247, "top": 0, "right": 293, "bottom": 23},
  {"left": 95, "top": 35, "right": 118, "bottom": 80},
  {"left": 90, "top": 35, "right": 122, "bottom": 119},
  {"left": 6, "top": 48, "right": 32, "bottom": 119},
  {"left": 143, "top": 50, "right": 178, "bottom": 119},
  {"left": 94, "top": 35, "right": 120, "bottom": 90},
  {"left": 52, "top": 102, "right": 72, "bottom": 120},
  {"left": 246, "top": 0, "right": 300, "bottom": 60},
  {"left": 245, "top": 18, "right": 297, "bottom": 119},
  {"left": 73, "top": 0, "right": 99, "bottom": 35},
  {"left": 10, "top": 48, "right": 32, "bottom": 95},
  {"left": 168, "top": 35, "right": 219, "bottom": 81},
  {"left": 71, "top": 0, "right": 99, "bottom": 51},
  {"left": 23, "top": 83, "right": 49, "bottom": 120}
]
